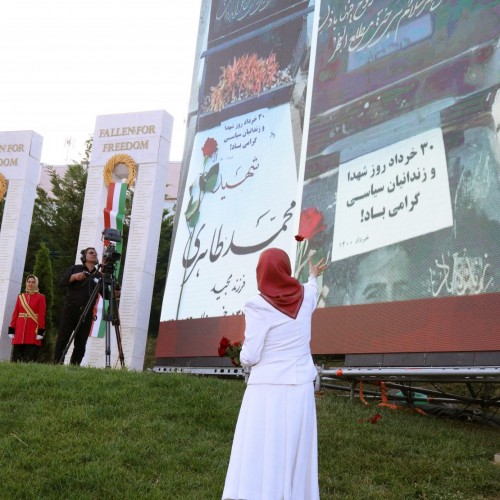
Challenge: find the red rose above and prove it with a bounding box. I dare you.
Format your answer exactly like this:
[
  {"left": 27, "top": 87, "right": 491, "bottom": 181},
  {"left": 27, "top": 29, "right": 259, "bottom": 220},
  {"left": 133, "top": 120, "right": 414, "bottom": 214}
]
[
  {"left": 218, "top": 346, "right": 227, "bottom": 357},
  {"left": 220, "top": 337, "right": 230, "bottom": 348},
  {"left": 295, "top": 234, "right": 305, "bottom": 242},
  {"left": 298, "top": 208, "right": 326, "bottom": 240},
  {"left": 202, "top": 137, "right": 218, "bottom": 158}
]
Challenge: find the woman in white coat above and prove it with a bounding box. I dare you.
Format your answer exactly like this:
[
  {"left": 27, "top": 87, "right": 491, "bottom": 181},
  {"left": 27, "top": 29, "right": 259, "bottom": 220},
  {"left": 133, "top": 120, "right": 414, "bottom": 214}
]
[{"left": 222, "top": 247, "right": 327, "bottom": 500}]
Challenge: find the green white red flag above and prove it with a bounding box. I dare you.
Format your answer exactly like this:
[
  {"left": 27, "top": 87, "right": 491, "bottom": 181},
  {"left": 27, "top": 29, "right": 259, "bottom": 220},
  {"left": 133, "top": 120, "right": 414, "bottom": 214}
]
[{"left": 89, "top": 182, "right": 127, "bottom": 338}]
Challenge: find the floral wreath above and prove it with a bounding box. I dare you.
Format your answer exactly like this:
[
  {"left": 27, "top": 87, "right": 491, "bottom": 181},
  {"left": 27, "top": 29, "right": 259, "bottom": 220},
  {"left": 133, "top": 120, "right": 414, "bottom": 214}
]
[
  {"left": 0, "top": 173, "right": 7, "bottom": 201},
  {"left": 103, "top": 154, "right": 137, "bottom": 187}
]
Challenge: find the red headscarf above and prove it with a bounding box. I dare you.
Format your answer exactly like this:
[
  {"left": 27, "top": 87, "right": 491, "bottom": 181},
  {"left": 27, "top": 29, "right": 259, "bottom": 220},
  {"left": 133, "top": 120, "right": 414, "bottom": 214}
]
[{"left": 256, "top": 248, "right": 304, "bottom": 319}]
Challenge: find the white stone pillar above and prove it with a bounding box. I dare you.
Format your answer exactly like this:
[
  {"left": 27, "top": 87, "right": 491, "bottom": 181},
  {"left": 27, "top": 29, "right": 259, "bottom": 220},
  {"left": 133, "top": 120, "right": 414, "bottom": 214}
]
[
  {"left": 75, "top": 111, "right": 173, "bottom": 370},
  {"left": 0, "top": 131, "right": 43, "bottom": 361}
]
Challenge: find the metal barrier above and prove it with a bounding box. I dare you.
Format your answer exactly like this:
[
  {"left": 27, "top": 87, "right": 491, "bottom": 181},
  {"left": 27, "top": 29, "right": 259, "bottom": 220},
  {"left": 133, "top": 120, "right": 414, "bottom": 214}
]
[
  {"left": 153, "top": 365, "right": 246, "bottom": 377},
  {"left": 320, "top": 366, "right": 500, "bottom": 382}
]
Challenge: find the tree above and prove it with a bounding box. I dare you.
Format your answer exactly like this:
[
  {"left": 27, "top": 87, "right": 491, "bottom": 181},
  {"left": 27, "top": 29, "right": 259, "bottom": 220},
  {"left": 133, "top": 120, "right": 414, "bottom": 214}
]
[
  {"left": 148, "top": 209, "right": 174, "bottom": 336},
  {"left": 25, "top": 139, "right": 91, "bottom": 320},
  {"left": 24, "top": 186, "right": 57, "bottom": 274},
  {"left": 0, "top": 197, "right": 4, "bottom": 228},
  {"left": 33, "top": 243, "right": 55, "bottom": 363},
  {"left": 48, "top": 163, "right": 88, "bottom": 267}
]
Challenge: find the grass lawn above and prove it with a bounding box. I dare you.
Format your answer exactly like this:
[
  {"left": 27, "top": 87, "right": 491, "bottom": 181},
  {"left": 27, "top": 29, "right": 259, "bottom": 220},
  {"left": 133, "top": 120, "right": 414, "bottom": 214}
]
[{"left": 0, "top": 363, "right": 499, "bottom": 499}]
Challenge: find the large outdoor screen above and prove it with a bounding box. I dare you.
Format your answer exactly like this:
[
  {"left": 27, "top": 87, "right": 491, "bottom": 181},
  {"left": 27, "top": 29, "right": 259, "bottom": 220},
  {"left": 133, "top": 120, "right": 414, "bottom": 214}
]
[{"left": 157, "top": 0, "right": 500, "bottom": 365}]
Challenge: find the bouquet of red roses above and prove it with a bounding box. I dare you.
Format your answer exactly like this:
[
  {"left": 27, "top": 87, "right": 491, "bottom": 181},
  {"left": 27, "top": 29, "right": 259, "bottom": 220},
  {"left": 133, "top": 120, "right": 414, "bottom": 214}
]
[{"left": 218, "top": 337, "right": 242, "bottom": 367}]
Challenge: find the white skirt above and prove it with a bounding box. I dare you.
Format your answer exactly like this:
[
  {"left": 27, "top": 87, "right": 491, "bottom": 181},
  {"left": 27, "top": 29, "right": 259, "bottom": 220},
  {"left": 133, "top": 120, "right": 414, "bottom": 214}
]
[{"left": 222, "top": 382, "right": 319, "bottom": 500}]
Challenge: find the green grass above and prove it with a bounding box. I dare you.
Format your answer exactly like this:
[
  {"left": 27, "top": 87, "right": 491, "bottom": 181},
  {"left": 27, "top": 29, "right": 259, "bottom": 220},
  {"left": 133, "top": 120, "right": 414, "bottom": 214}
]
[{"left": 0, "top": 364, "right": 499, "bottom": 499}]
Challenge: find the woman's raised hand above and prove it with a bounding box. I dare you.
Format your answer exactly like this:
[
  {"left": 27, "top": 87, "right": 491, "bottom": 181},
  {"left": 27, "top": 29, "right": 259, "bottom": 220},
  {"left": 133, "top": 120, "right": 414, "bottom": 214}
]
[{"left": 308, "top": 256, "right": 328, "bottom": 277}]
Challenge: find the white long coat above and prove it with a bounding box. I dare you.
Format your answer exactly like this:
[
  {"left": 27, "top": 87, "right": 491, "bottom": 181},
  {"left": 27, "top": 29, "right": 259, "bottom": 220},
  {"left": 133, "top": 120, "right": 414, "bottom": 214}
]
[
  {"left": 222, "top": 275, "right": 321, "bottom": 500},
  {"left": 241, "top": 275, "right": 319, "bottom": 385}
]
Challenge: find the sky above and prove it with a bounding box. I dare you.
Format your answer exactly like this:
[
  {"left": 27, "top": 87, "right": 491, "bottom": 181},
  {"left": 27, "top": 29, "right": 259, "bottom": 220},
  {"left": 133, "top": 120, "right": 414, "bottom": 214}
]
[{"left": 0, "top": 0, "right": 203, "bottom": 164}]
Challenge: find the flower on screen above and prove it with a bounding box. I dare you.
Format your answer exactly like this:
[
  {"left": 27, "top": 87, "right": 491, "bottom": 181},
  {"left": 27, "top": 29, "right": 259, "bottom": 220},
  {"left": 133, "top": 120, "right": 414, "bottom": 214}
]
[
  {"left": 294, "top": 208, "right": 327, "bottom": 279},
  {"left": 298, "top": 207, "right": 326, "bottom": 240},
  {"left": 202, "top": 137, "right": 218, "bottom": 160}
]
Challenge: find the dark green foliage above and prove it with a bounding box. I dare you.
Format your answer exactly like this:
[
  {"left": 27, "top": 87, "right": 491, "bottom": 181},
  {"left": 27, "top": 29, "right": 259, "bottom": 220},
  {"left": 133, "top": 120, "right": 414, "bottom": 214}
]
[
  {"left": 33, "top": 243, "right": 56, "bottom": 363},
  {"left": 25, "top": 140, "right": 91, "bottom": 337},
  {"left": 0, "top": 197, "right": 4, "bottom": 230},
  {"left": 148, "top": 210, "right": 174, "bottom": 337},
  {"left": 33, "top": 243, "right": 54, "bottom": 326}
]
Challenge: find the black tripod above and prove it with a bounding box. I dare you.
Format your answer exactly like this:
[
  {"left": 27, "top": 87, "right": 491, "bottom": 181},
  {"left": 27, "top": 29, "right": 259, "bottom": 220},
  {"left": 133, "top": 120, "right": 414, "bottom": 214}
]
[{"left": 59, "top": 265, "right": 125, "bottom": 368}]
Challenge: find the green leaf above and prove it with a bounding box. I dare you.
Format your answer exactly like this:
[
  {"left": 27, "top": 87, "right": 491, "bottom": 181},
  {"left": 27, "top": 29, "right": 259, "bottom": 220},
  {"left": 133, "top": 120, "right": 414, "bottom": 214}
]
[
  {"left": 185, "top": 196, "right": 200, "bottom": 228},
  {"left": 200, "top": 163, "right": 219, "bottom": 193}
]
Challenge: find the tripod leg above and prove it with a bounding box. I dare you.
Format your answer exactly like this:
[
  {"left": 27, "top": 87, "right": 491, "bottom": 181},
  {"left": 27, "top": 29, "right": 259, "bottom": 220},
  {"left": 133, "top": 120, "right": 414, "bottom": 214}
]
[
  {"left": 111, "top": 292, "right": 126, "bottom": 368},
  {"left": 59, "top": 280, "right": 101, "bottom": 364},
  {"left": 102, "top": 276, "right": 113, "bottom": 369},
  {"left": 104, "top": 312, "right": 111, "bottom": 368},
  {"left": 106, "top": 277, "right": 125, "bottom": 368}
]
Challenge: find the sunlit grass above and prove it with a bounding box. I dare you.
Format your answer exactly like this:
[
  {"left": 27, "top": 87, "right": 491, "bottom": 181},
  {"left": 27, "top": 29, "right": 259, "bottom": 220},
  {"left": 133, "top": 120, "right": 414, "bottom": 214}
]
[{"left": 0, "top": 363, "right": 499, "bottom": 499}]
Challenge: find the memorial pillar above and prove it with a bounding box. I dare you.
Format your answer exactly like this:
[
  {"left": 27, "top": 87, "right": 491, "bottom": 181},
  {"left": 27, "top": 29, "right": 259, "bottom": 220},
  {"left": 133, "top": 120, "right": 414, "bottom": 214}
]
[
  {"left": 0, "top": 131, "right": 43, "bottom": 361},
  {"left": 73, "top": 111, "right": 173, "bottom": 370}
]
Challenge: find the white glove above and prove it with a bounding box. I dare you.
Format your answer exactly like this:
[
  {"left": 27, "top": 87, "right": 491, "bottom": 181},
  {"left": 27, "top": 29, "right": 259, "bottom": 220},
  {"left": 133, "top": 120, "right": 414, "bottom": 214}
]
[
  {"left": 8, "top": 334, "right": 14, "bottom": 339},
  {"left": 36, "top": 335, "right": 44, "bottom": 340}
]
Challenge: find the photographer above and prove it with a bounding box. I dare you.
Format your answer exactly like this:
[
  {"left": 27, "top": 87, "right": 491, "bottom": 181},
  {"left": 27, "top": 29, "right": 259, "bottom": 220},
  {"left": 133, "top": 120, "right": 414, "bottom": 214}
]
[{"left": 53, "top": 247, "right": 100, "bottom": 365}]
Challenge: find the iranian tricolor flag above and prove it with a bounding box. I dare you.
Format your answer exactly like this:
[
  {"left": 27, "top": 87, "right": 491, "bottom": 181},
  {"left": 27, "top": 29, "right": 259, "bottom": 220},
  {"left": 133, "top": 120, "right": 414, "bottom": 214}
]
[{"left": 89, "top": 182, "right": 127, "bottom": 338}]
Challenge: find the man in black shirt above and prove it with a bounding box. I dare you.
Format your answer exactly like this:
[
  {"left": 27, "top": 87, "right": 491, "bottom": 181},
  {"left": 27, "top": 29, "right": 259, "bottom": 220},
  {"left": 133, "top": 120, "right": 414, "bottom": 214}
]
[{"left": 53, "top": 247, "right": 100, "bottom": 365}]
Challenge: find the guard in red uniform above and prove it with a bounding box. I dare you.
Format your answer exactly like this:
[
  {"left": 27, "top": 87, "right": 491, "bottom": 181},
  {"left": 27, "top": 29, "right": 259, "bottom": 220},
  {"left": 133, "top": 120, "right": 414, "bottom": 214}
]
[{"left": 8, "top": 275, "right": 46, "bottom": 362}]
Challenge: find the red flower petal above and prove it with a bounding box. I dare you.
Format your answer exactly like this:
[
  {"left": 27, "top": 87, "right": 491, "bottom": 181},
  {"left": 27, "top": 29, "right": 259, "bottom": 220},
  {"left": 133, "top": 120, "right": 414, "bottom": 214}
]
[
  {"left": 369, "top": 413, "right": 382, "bottom": 424},
  {"left": 202, "top": 137, "right": 218, "bottom": 158},
  {"left": 298, "top": 207, "right": 326, "bottom": 240}
]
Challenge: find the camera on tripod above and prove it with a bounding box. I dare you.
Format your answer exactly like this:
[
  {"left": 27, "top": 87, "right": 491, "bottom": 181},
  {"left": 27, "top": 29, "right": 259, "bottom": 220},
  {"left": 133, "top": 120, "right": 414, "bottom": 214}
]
[
  {"left": 60, "top": 227, "right": 126, "bottom": 367},
  {"left": 101, "top": 228, "right": 122, "bottom": 273}
]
